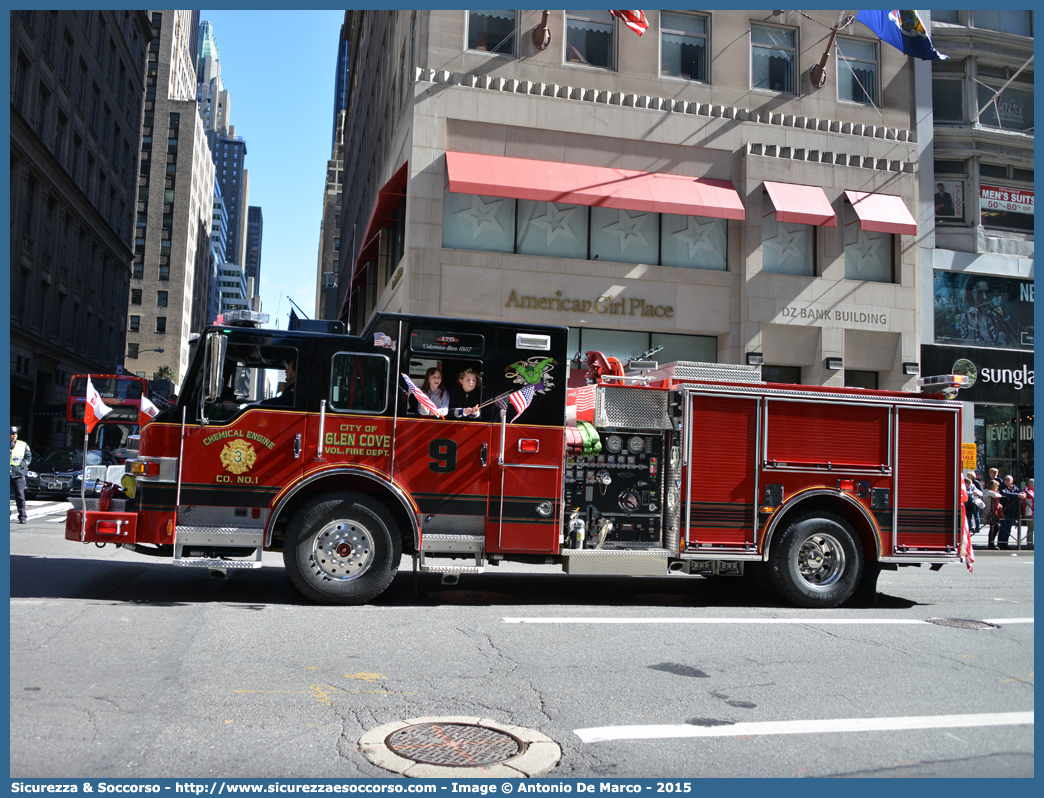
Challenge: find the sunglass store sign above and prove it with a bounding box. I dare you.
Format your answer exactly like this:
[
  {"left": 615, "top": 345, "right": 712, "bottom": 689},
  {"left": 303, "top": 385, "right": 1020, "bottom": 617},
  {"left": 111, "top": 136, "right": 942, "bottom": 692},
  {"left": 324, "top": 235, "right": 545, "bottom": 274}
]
[{"left": 921, "top": 344, "right": 1034, "bottom": 404}]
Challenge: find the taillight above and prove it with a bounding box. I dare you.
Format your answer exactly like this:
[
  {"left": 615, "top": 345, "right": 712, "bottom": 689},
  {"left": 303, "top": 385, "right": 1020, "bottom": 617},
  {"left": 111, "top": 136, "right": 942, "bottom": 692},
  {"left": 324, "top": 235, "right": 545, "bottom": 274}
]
[
  {"left": 838, "top": 478, "right": 856, "bottom": 492},
  {"left": 518, "top": 439, "right": 539, "bottom": 453},
  {"left": 129, "top": 460, "right": 158, "bottom": 476}
]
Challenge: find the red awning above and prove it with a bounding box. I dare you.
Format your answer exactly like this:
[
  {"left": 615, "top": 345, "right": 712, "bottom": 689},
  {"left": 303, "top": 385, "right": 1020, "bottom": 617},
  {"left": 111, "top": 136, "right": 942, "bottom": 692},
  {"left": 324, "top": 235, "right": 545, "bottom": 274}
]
[
  {"left": 844, "top": 190, "right": 917, "bottom": 236},
  {"left": 764, "top": 181, "right": 836, "bottom": 227},
  {"left": 445, "top": 151, "right": 745, "bottom": 221},
  {"left": 338, "top": 161, "right": 409, "bottom": 324},
  {"left": 354, "top": 161, "right": 409, "bottom": 276}
]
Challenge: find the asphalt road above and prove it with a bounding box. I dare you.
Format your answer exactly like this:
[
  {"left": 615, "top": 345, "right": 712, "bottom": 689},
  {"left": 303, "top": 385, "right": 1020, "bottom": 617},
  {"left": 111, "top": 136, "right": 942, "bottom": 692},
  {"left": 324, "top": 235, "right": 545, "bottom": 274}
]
[{"left": 10, "top": 500, "right": 1035, "bottom": 778}]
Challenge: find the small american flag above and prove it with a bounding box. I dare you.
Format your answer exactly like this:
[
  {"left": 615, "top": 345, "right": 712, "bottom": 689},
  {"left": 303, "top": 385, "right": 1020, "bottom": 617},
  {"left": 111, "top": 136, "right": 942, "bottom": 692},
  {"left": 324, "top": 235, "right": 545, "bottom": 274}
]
[
  {"left": 495, "top": 385, "right": 536, "bottom": 423},
  {"left": 610, "top": 10, "right": 648, "bottom": 36},
  {"left": 401, "top": 373, "right": 444, "bottom": 418}
]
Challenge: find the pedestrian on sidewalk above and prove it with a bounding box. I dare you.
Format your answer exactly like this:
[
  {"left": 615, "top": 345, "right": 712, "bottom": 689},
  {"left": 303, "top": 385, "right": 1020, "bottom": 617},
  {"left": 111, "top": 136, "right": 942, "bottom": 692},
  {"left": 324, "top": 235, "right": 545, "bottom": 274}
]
[
  {"left": 10, "top": 426, "right": 31, "bottom": 524},
  {"left": 1020, "top": 478, "right": 1033, "bottom": 548},
  {"left": 964, "top": 472, "right": 984, "bottom": 531},
  {"left": 983, "top": 479, "right": 1002, "bottom": 549},
  {"left": 998, "top": 475, "right": 1025, "bottom": 550}
]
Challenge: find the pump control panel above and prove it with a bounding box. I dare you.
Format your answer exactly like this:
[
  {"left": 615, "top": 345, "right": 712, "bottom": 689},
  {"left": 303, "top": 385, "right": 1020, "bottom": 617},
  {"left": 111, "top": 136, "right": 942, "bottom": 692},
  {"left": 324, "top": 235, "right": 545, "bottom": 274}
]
[{"left": 564, "top": 431, "right": 663, "bottom": 547}]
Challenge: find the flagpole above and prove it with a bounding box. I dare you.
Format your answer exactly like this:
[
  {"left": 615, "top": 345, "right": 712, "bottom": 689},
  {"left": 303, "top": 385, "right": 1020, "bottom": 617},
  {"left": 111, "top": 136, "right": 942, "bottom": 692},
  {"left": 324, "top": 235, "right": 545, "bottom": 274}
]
[
  {"left": 80, "top": 425, "right": 88, "bottom": 542},
  {"left": 971, "top": 54, "right": 1034, "bottom": 124}
]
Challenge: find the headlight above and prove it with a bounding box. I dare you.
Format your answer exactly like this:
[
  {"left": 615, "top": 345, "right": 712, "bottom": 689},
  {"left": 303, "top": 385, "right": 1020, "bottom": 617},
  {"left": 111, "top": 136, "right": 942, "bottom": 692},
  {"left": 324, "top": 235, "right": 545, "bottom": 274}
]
[{"left": 27, "top": 471, "right": 37, "bottom": 479}]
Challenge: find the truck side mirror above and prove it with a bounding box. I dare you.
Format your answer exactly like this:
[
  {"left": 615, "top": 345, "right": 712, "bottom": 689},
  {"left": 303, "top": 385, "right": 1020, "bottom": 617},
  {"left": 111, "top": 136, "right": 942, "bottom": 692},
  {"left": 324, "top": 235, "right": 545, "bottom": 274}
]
[{"left": 200, "top": 333, "right": 228, "bottom": 425}]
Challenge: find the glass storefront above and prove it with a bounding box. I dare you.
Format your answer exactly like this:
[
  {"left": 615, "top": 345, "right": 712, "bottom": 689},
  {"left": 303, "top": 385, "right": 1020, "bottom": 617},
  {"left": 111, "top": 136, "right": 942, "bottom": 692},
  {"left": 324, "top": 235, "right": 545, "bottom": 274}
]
[{"left": 975, "top": 404, "right": 1034, "bottom": 488}]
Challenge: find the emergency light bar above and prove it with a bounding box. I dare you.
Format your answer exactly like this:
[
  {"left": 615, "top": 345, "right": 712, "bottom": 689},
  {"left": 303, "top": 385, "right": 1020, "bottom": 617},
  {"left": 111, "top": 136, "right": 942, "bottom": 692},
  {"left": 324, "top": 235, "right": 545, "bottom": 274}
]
[
  {"left": 916, "top": 374, "right": 970, "bottom": 394},
  {"left": 215, "top": 310, "right": 270, "bottom": 327}
]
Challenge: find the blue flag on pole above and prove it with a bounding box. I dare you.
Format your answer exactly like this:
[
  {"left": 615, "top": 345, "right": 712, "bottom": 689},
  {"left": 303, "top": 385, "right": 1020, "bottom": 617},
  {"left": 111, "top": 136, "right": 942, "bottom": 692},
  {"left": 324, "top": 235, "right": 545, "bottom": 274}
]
[{"left": 856, "top": 10, "right": 948, "bottom": 61}]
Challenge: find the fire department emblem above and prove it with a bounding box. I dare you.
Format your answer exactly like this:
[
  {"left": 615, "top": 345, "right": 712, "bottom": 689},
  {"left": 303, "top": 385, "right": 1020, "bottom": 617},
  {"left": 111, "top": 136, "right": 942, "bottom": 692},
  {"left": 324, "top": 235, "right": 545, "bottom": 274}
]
[{"left": 220, "top": 439, "right": 257, "bottom": 475}]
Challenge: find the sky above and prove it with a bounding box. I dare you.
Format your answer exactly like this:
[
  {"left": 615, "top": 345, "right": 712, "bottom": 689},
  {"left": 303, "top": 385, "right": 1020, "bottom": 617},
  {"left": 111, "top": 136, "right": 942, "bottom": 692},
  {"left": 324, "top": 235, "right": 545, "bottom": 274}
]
[{"left": 199, "top": 9, "right": 345, "bottom": 329}]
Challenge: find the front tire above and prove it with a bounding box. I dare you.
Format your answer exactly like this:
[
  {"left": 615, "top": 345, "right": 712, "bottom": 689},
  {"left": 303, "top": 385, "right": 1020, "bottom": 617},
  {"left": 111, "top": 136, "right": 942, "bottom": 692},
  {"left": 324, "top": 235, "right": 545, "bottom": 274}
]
[
  {"left": 767, "top": 512, "right": 863, "bottom": 608},
  {"left": 283, "top": 491, "right": 401, "bottom": 605}
]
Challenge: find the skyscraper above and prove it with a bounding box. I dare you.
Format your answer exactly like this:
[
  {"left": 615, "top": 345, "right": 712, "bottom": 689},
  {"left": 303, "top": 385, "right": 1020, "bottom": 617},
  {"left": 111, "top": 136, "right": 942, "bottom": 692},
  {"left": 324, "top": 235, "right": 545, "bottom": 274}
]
[
  {"left": 10, "top": 10, "right": 151, "bottom": 447},
  {"left": 128, "top": 10, "right": 214, "bottom": 387},
  {"left": 245, "top": 205, "right": 263, "bottom": 285}
]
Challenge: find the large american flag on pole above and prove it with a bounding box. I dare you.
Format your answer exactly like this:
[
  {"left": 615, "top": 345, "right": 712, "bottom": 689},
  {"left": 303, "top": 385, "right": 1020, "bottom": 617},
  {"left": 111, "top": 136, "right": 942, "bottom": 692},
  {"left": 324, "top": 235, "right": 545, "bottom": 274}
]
[
  {"left": 610, "top": 10, "right": 649, "bottom": 36},
  {"left": 401, "top": 373, "right": 444, "bottom": 418}
]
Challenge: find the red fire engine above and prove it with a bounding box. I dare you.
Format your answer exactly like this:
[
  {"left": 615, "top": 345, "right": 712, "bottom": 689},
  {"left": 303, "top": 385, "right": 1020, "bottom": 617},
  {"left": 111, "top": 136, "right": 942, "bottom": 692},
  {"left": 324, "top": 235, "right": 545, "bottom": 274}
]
[{"left": 67, "top": 310, "right": 969, "bottom": 608}]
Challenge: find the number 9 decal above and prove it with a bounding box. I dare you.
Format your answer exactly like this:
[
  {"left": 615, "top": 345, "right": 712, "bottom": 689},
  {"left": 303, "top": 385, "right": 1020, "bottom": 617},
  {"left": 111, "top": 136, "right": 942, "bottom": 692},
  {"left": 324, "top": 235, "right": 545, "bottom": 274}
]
[{"left": 428, "top": 439, "right": 458, "bottom": 473}]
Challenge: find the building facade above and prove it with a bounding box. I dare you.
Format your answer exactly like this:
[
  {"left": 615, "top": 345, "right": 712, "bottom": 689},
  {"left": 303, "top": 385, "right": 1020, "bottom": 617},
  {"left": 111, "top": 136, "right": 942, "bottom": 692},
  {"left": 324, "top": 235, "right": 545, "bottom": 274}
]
[
  {"left": 316, "top": 109, "right": 346, "bottom": 321},
  {"left": 127, "top": 10, "right": 214, "bottom": 386},
  {"left": 10, "top": 10, "right": 152, "bottom": 448},
  {"left": 918, "top": 10, "right": 1034, "bottom": 486},
  {"left": 334, "top": 10, "right": 924, "bottom": 395}
]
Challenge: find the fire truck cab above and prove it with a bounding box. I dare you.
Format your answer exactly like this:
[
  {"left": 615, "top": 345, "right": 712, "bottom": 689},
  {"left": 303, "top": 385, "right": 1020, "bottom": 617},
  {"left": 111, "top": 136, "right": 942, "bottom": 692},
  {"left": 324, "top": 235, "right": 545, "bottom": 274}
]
[{"left": 67, "top": 311, "right": 966, "bottom": 608}]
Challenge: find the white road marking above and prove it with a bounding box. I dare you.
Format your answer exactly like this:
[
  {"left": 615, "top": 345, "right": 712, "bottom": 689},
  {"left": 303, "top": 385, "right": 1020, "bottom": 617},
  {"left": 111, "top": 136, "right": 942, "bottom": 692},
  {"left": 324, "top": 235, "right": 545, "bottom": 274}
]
[
  {"left": 575, "top": 711, "right": 1034, "bottom": 743},
  {"left": 504, "top": 617, "right": 1033, "bottom": 625}
]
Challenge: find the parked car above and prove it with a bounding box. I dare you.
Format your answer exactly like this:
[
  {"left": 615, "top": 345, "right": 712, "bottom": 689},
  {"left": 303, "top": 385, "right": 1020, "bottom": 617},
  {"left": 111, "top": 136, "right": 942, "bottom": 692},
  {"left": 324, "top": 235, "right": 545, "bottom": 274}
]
[{"left": 25, "top": 448, "right": 119, "bottom": 500}]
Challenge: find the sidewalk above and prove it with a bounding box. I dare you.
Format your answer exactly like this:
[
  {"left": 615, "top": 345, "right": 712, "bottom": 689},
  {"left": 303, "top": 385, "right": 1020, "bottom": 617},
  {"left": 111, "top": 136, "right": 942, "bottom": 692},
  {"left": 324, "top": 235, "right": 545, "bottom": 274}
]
[{"left": 969, "top": 519, "right": 1033, "bottom": 555}]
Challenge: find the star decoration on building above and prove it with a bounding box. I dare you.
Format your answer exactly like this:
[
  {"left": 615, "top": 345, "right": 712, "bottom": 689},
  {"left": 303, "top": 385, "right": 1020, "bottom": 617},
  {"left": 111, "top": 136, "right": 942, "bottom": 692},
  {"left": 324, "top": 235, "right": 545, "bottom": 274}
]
[
  {"left": 673, "top": 217, "right": 722, "bottom": 261},
  {"left": 765, "top": 223, "right": 806, "bottom": 266},
  {"left": 602, "top": 209, "right": 650, "bottom": 252},
  {"left": 848, "top": 228, "right": 884, "bottom": 277},
  {"left": 455, "top": 195, "right": 505, "bottom": 240},
  {"left": 530, "top": 203, "right": 578, "bottom": 246}
]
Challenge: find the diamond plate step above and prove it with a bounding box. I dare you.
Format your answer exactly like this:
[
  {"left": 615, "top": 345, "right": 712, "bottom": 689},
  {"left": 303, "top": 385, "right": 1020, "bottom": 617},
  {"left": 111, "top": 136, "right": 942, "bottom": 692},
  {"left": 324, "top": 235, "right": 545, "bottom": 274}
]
[
  {"left": 419, "top": 563, "right": 485, "bottom": 574},
  {"left": 173, "top": 558, "right": 263, "bottom": 569},
  {"left": 421, "top": 533, "right": 485, "bottom": 553}
]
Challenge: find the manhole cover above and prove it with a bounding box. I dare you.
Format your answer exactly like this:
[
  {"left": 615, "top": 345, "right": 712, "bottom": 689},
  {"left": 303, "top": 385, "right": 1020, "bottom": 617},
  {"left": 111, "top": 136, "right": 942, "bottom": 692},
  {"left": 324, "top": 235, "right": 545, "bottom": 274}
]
[
  {"left": 386, "top": 722, "right": 524, "bottom": 767},
  {"left": 926, "top": 618, "right": 998, "bottom": 630}
]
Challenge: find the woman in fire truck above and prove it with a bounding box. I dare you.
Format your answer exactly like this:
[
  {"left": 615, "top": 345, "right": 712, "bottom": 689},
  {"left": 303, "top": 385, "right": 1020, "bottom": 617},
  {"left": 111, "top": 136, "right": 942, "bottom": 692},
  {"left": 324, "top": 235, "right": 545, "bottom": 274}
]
[{"left": 449, "top": 367, "right": 484, "bottom": 420}]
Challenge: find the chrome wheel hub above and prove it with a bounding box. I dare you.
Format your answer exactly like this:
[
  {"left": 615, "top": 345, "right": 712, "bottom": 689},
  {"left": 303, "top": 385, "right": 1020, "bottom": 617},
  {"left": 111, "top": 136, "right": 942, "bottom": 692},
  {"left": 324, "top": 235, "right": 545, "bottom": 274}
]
[
  {"left": 312, "top": 520, "right": 375, "bottom": 581},
  {"left": 797, "top": 533, "right": 846, "bottom": 590}
]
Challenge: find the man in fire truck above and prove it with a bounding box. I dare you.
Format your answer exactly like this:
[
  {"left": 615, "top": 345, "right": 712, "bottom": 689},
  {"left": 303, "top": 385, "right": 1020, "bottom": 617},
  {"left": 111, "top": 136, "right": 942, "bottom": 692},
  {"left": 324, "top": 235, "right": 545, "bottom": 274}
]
[{"left": 261, "top": 357, "right": 296, "bottom": 407}]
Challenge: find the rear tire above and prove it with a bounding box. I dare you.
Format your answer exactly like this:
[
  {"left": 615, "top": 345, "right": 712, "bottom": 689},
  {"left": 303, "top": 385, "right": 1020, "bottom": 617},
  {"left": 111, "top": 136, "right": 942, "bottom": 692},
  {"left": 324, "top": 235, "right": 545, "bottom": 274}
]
[
  {"left": 767, "top": 512, "right": 863, "bottom": 608},
  {"left": 282, "top": 491, "right": 401, "bottom": 605}
]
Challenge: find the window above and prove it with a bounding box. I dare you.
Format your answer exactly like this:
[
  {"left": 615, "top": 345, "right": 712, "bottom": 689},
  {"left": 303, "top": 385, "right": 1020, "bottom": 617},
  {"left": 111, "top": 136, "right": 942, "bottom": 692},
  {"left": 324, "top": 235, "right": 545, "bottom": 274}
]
[
  {"left": 131, "top": 288, "right": 142, "bottom": 305},
  {"left": 932, "top": 10, "right": 960, "bottom": 24},
  {"left": 661, "top": 213, "right": 727, "bottom": 270},
  {"left": 132, "top": 263, "right": 143, "bottom": 279},
  {"left": 329, "top": 353, "right": 389, "bottom": 414},
  {"left": 127, "top": 342, "right": 139, "bottom": 359},
  {"left": 159, "top": 264, "right": 169, "bottom": 280},
  {"left": 933, "top": 161, "right": 966, "bottom": 222},
  {"left": 976, "top": 68, "right": 1033, "bottom": 132},
  {"left": 36, "top": 86, "right": 50, "bottom": 139},
  {"left": 468, "top": 10, "right": 516, "bottom": 55},
  {"left": 567, "top": 327, "right": 717, "bottom": 368},
  {"left": 972, "top": 10, "right": 1032, "bottom": 36},
  {"left": 14, "top": 55, "right": 29, "bottom": 115},
  {"left": 157, "top": 290, "right": 168, "bottom": 307},
  {"left": 837, "top": 38, "right": 877, "bottom": 104},
  {"left": 155, "top": 317, "right": 166, "bottom": 334},
  {"left": 517, "top": 200, "right": 590, "bottom": 260},
  {"left": 129, "top": 315, "right": 140, "bottom": 332},
  {"left": 844, "top": 370, "right": 879, "bottom": 390},
  {"left": 660, "top": 12, "right": 708, "bottom": 81},
  {"left": 932, "top": 67, "right": 964, "bottom": 122},
  {"left": 844, "top": 204, "right": 893, "bottom": 283},
  {"left": 566, "top": 10, "right": 615, "bottom": 69},
  {"left": 762, "top": 365, "right": 802, "bottom": 384},
  {"left": 763, "top": 199, "right": 815, "bottom": 276},
  {"left": 751, "top": 24, "right": 796, "bottom": 93}
]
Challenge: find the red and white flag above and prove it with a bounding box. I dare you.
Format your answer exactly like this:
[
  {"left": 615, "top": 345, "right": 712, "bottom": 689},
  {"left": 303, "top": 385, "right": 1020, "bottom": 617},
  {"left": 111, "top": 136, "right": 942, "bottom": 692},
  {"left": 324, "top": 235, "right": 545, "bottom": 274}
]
[
  {"left": 84, "top": 377, "right": 112, "bottom": 434},
  {"left": 139, "top": 394, "right": 160, "bottom": 427},
  {"left": 959, "top": 476, "right": 974, "bottom": 573},
  {"left": 610, "top": 10, "right": 648, "bottom": 36}
]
